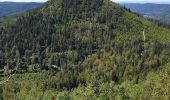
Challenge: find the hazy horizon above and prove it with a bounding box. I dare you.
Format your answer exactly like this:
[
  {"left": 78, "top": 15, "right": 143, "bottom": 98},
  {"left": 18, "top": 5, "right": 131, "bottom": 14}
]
[
  {"left": 0, "top": 0, "right": 47, "bottom": 2},
  {"left": 0, "top": 0, "right": 170, "bottom": 4}
]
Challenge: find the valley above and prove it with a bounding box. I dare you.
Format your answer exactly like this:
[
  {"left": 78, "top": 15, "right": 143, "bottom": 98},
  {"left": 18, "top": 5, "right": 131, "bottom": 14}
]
[
  {"left": 122, "top": 3, "right": 170, "bottom": 24},
  {"left": 0, "top": 2, "right": 43, "bottom": 18}
]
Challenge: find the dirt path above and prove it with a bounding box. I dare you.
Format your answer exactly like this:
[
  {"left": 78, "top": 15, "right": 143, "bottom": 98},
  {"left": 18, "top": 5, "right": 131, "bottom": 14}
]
[
  {"left": 0, "top": 75, "right": 13, "bottom": 85},
  {"left": 143, "top": 29, "right": 146, "bottom": 42}
]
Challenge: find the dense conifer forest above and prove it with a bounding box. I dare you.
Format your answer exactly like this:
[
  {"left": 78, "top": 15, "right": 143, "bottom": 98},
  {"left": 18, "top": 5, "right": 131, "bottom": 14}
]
[{"left": 0, "top": 0, "right": 170, "bottom": 99}]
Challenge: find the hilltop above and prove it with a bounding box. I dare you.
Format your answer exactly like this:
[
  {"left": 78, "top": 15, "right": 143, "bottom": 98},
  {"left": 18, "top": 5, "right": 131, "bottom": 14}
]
[{"left": 0, "top": 0, "right": 170, "bottom": 99}]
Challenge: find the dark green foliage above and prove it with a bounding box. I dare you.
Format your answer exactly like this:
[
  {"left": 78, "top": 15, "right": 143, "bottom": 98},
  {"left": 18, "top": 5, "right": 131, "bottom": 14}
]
[{"left": 0, "top": 0, "right": 170, "bottom": 99}]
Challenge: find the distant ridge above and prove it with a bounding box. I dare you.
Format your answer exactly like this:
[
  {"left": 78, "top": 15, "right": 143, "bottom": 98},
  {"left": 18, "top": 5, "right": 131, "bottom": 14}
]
[
  {"left": 122, "top": 3, "right": 170, "bottom": 24},
  {"left": 0, "top": 1, "right": 46, "bottom": 3},
  {"left": 118, "top": 1, "right": 170, "bottom": 4},
  {"left": 0, "top": 2, "right": 43, "bottom": 17}
]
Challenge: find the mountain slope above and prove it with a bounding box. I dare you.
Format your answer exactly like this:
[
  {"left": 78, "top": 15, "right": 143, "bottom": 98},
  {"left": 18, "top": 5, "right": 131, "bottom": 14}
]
[
  {"left": 0, "top": 2, "right": 43, "bottom": 17},
  {"left": 122, "top": 3, "right": 170, "bottom": 24},
  {"left": 0, "top": 0, "right": 170, "bottom": 99}
]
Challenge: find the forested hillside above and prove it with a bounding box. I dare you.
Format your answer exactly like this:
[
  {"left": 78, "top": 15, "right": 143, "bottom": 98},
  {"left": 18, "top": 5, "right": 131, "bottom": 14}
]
[
  {"left": 0, "top": 0, "right": 170, "bottom": 99},
  {"left": 0, "top": 2, "right": 43, "bottom": 17}
]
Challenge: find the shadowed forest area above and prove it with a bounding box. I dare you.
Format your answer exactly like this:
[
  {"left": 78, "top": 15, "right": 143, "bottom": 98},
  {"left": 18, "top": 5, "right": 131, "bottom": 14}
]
[{"left": 0, "top": 0, "right": 170, "bottom": 99}]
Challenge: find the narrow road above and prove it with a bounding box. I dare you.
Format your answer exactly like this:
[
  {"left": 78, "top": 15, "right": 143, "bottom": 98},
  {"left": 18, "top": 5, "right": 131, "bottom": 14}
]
[
  {"left": 0, "top": 69, "right": 16, "bottom": 85},
  {"left": 143, "top": 29, "right": 146, "bottom": 42}
]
